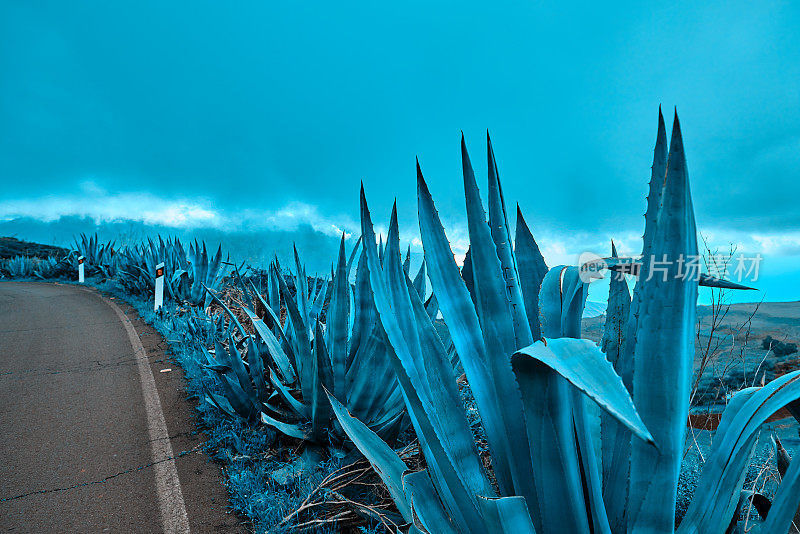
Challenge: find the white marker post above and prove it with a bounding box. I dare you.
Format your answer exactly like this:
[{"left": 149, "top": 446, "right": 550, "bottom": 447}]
[
  {"left": 154, "top": 262, "right": 165, "bottom": 311},
  {"left": 78, "top": 256, "right": 85, "bottom": 283}
]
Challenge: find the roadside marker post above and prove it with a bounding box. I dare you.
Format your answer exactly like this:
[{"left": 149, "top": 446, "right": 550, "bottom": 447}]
[
  {"left": 78, "top": 256, "right": 85, "bottom": 283},
  {"left": 154, "top": 262, "right": 165, "bottom": 311}
]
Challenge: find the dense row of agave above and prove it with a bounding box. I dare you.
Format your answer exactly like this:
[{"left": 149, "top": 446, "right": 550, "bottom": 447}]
[
  {"left": 114, "top": 237, "right": 226, "bottom": 307},
  {"left": 184, "top": 111, "right": 800, "bottom": 532},
  {"left": 1, "top": 235, "right": 114, "bottom": 279},
  {"left": 193, "top": 244, "right": 410, "bottom": 447},
  {"left": 0, "top": 255, "right": 67, "bottom": 279},
  {"left": 193, "top": 237, "right": 457, "bottom": 454},
  {"left": 1, "top": 233, "right": 227, "bottom": 308}
]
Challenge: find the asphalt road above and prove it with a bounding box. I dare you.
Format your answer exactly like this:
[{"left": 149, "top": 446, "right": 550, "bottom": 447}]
[{"left": 0, "top": 282, "right": 241, "bottom": 533}]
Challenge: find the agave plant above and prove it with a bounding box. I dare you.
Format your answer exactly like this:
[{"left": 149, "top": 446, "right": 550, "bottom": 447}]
[
  {"left": 183, "top": 240, "right": 226, "bottom": 306},
  {"left": 202, "top": 331, "right": 271, "bottom": 422},
  {"left": 33, "top": 256, "right": 67, "bottom": 279},
  {"left": 1, "top": 256, "right": 38, "bottom": 278},
  {"left": 202, "top": 241, "right": 408, "bottom": 449},
  {"left": 74, "top": 233, "right": 118, "bottom": 278},
  {"left": 116, "top": 237, "right": 225, "bottom": 307},
  {"left": 330, "top": 112, "right": 800, "bottom": 534},
  {"left": 166, "top": 305, "right": 235, "bottom": 351}
]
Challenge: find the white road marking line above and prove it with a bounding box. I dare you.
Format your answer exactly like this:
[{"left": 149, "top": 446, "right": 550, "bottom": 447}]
[{"left": 91, "top": 289, "right": 191, "bottom": 534}]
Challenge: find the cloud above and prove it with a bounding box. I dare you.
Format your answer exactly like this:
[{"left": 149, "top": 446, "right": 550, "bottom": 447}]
[
  {"left": 743, "top": 232, "right": 800, "bottom": 256},
  {"left": 5, "top": 186, "right": 800, "bottom": 275},
  {"left": 0, "top": 186, "right": 358, "bottom": 239}
]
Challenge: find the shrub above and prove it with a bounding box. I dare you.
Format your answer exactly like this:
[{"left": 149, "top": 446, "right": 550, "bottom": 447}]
[{"left": 763, "top": 336, "right": 799, "bottom": 358}]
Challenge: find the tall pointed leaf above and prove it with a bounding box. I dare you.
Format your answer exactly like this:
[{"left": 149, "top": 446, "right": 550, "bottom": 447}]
[
  {"left": 600, "top": 242, "right": 633, "bottom": 530},
  {"left": 459, "top": 138, "right": 536, "bottom": 500},
  {"left": 416, "top": 161, "right": 536, "bottom": 513},
  {"left": 622, "top": 107, "right": 668, "bottom": 393},
  {"left": 413, "top": 259, "right": 427, "bottom": 298},
  {"left": 276, "top": 268, "right": 315, "bottom": 405},
  {"left": 360, "top": 186, "right": 486, "bottom": 530},
  {"left": 311, "top": 322, "right": 334, "bottom": 441},
  {"left": 242, "top": 306, "right": 297, "bottom": 384},
  {"left": 328, "top": 235, "right": 350, "bottom": 399},
  {"left": 629, "top": 112, "right": 699, "bottom": 532},
  {"left": 246, "top": 336, "right": 270, "bottom": 404},
  {"left": 486, "top": 133, "right": 532, "bottom": 348},
  {"left": 514, "top": 206, "right": 548, "bottom": 340}
]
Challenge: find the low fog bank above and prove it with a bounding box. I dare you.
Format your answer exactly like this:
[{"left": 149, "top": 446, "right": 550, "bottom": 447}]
[{"left": 0, "top": 216, "right": 353, "bottom": 275}]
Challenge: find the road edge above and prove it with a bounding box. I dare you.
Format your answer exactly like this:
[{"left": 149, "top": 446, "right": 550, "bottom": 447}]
[{"left": 91, "top": 288, "right": 192, "bottom": 534}]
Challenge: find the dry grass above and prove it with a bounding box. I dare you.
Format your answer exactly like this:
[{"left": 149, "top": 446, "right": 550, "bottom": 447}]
[{"left": 277, "top": 442, "right": 421, "bottom": 533}]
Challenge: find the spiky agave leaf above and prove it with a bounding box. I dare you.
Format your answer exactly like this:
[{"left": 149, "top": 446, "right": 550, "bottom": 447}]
[
  {"left": 327, "top": 235, "right": 350, "bottom": 400},
  {"left": 417, "top": 157, "right": 538, "bottom": 512},
  {"left": 460, "top": 140, "right": 540, "bottom": 502},
  {"left": 514, "top": 206, "right": 548, "bottom": 340},
  {"left": 275, "top": 262, "right": 316, "bottom": 406},
  {"left": 359, "top": 186, "right": 491, "bottom": 530},
  {"left": 485, "top": 132, "right": 531, "bottom": 348},
  {"left": 628, "top": 111, "right": 699, "bottom": 532},
  {"left": 412, "top": 259, "right": 427, "bottom": 298},
  {"left": 599, "top": 242, "right": 633, "bottom": 530},
  {"left": 311, "top": 322, "right": 334, "bottom": 441},
  {"left": 245, "top": 335, "right": 270, "bottom": 404},
  {"left": 513, "top": 339, "right": 653, "bottom": 444},
  {"left": 326, "top": 390, "right": 414, "bottom": 522},
  {"left": 460, "top": 246, "right": 477, "bottom": 309},
  {"left": 347, "top": 249, "right": 376, "bottom": 365},
  {"left": 600, "top": 242, "right": 630, "bottom": 369},
  {"left": 241, "top": 304, "right": 297, "bottom": 384}
]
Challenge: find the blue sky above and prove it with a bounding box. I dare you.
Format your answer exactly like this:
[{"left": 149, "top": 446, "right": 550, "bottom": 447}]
[{"left": 2, "top": 1, "right": 799, "bottom": 302}]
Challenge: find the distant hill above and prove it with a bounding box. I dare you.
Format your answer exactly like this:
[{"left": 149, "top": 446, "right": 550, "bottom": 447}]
[
  {"left": 0, "top": 237, "right": 68, "bottom": 260},
  {"left": 583, "top": 300, "right": 800, "bottom": 347},
  {"left": 582, "top": 300, "right": 800, "bottom": 411}
]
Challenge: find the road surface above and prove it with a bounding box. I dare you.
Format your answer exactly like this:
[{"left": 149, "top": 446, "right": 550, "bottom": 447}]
[{"left": 0, "top": 282, "right": 241, "bottom": 533}]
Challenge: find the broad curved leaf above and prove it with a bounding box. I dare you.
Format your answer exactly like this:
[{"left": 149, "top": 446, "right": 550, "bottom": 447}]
[
  {"left": 327, "top": 390, "right": 412, "bottom": 522},
  {"left": 680, "top": 373, "right": 800, "bottom": 533},
  {"left": 513, "top": 338, "right": 654, "bottom": 446}
]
